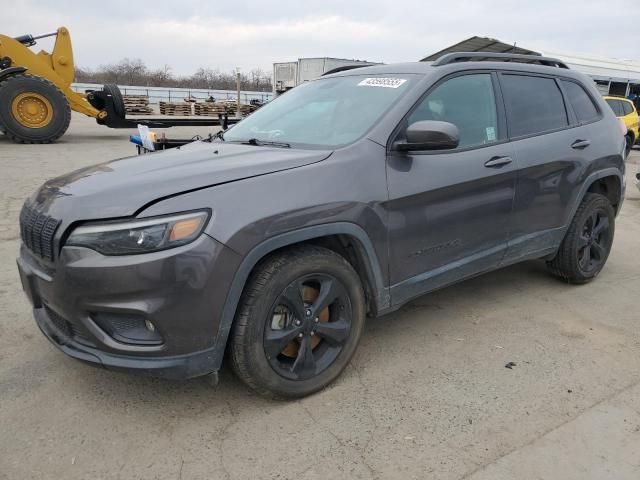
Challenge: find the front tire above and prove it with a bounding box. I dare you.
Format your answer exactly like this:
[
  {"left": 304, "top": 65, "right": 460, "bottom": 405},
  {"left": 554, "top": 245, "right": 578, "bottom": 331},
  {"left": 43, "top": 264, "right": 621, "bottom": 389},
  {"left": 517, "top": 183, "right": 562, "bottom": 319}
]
[
  {"left": 547, "top": 193, "right": 615, "bottom": 283},
  {"left": 0, "top": 74, "right": 71, "bottom": 143},
  {"left": 230, "top": 246, "right": 366, "bottom": 398}
]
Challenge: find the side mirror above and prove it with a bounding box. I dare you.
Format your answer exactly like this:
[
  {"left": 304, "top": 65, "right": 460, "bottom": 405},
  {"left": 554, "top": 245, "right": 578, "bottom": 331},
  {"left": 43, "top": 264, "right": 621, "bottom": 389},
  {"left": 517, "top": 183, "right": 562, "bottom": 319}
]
[{"left": 395, "top": 120, "right": 459, "bottom": 151}]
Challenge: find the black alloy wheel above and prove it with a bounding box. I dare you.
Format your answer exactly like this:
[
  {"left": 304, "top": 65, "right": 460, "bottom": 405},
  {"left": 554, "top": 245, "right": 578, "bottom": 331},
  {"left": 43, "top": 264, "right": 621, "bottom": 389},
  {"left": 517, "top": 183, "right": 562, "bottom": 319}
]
[
  {"left": 576, "top": 209, "right": 611, "bottom": 274},
  {"left": 264, "top": 274, "right": 352, "bottom": 381}
]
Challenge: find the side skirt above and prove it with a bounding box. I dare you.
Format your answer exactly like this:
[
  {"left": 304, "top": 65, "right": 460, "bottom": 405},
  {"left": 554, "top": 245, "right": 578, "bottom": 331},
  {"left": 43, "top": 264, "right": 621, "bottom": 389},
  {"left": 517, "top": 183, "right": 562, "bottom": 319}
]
[
  {"left": 384, "top": 226, "right": 566, "bottom": 314},
  {"left": 388, "top": 243, "right": 507, "bottom": 308}
]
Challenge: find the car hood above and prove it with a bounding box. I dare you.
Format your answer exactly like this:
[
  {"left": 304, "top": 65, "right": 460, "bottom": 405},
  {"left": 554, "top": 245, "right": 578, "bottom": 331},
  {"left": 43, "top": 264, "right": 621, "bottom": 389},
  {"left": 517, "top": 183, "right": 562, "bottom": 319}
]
[{"left": 29, "top": 141, "right": 332, "bottom": 220}]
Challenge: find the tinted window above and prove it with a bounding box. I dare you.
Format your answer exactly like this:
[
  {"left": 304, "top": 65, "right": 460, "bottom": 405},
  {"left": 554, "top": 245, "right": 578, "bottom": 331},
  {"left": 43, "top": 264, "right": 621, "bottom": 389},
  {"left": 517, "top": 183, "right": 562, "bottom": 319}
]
[
  {"left": 561, "top": 80, "right": 600, "bottom": 123},
  {"left": 621, "top": 101, "right": 634, "bottom": 115},
  {"left": 606, "top": 99, "right": 624, "bottom": 116},
  {"left": 408, "top": 74, "right": 498, "bottom": 148},
  {"left": 501, "top": 75, "right": 568, "bottom": 137}
]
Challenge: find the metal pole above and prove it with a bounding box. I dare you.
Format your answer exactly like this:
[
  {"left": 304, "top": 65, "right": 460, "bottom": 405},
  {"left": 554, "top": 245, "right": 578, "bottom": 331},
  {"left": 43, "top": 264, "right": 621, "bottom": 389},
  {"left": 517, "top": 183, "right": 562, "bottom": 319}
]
[{"left": 236, "top": 72, "right": 241, "bottom": 117}]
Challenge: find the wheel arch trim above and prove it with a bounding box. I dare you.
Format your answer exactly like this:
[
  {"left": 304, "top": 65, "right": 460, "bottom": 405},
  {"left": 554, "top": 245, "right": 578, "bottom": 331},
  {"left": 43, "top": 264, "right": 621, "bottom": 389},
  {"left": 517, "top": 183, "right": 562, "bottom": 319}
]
[
  {"left": 210, "top": 222, "right": 389, "bottom": 370},
  {"left": 566, "top": 168, "right": 624, "bottom": 224}
]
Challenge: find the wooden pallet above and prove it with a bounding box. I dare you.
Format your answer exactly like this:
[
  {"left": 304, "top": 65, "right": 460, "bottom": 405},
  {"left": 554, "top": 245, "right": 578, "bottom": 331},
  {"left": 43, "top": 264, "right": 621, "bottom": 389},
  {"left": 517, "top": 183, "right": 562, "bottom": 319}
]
[
  {"left": 216, "top": 100, "right": 256, "bottom": 116},
  {"left": 124, "top": 95, "right": 149, "bottom": 104},
  {"left": 124, "top": 95, "right": 153, "bottom": 115},
  {"left": 159, "top": 101, "right": 193, "bottom": 116},
  {"left": 127, "top": 107, "right": 154, "bottom": 115},
  {"left": 193, "top": 103, "right": 227, "bottom": 116}
]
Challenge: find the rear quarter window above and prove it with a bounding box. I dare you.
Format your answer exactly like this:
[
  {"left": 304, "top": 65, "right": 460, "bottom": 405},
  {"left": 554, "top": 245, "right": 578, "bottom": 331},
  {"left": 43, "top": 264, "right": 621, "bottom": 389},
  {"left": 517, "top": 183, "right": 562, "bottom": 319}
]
[
  {"left": 621, "top": 101, "right": 634, "bottom": 116},
  {"left": 605, "top": 99, "right": 624, "bottom": 116},
  {"left": 560, "top": 80, "right": 600, "bottom": 124},
  {"left": 501, "top": 74, "right": 568, "bottom": 138}
]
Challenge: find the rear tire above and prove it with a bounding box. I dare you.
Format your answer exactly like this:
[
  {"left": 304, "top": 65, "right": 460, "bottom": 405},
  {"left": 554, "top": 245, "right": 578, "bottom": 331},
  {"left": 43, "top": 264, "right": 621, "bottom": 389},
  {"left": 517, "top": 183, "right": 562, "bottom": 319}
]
[
  {"left": 0, "top": 74, "right": 71, "bottom": 143},
  {"left": 547, "top": 193, "right": 615, "bottom": 283},
  {"left": 625, "top": 133, "right": 634, "bottom": 157},
  {"left": 230, "top": 246, "right": 366, "bottom": 399}
]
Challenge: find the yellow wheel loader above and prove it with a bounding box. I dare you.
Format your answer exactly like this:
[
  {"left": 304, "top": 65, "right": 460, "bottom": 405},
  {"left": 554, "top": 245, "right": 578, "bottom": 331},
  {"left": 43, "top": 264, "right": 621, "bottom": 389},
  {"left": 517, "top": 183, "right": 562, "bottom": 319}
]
[{"left": 0, "top": 27, "right": 231, "bottom": 144}]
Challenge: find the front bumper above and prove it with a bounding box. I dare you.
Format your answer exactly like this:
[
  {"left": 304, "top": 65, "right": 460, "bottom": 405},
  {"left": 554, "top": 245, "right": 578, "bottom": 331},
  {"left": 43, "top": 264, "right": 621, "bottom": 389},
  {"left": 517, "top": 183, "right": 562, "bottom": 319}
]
[
  {"left": 17, "top": 234, "right": 242, "bottom": 379},
  {"left": 33, "top": 306, "right": 218, "bottom": 379}
]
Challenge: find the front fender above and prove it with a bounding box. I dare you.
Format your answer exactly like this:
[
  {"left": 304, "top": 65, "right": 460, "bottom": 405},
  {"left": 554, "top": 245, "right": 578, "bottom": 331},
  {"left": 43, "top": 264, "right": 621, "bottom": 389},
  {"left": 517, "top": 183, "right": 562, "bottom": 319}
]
[
  {"left": 208, "top": 222, "right": 389, "bottom": 372},
  {"left": 0, "top": 66, "right": 27, "bottom": 81}
]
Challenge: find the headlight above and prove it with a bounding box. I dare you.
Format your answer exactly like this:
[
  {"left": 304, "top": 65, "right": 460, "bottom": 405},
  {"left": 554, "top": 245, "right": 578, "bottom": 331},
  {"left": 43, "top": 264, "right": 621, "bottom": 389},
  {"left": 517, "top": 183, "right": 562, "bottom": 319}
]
[{"left": 66, "top": 211, "right": 209, "bottom": 255}]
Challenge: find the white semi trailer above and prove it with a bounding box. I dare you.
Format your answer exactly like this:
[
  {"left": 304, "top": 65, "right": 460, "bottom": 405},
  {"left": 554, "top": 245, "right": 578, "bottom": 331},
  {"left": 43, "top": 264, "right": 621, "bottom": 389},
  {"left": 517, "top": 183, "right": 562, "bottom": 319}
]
[{"left": 273, "top": 57, "right": 380, "bottom": 94}]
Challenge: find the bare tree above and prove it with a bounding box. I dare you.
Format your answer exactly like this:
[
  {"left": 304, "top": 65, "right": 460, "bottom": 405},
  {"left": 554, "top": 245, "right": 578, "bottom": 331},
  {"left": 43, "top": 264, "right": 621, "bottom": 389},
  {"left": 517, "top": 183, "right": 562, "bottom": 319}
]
[{"left": 75, "top": 59, "right": 273, "bottom": 91}]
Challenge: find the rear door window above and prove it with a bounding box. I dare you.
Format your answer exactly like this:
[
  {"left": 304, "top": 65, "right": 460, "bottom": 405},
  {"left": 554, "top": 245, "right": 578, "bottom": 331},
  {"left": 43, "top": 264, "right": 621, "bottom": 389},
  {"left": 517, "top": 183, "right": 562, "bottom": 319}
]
[
  {"left": 605, "top": 99, "right": 624, "bottom": 116},
  {"left": 500, "top": 74, "right": 568, "bottom": 137},
  {"left": 621, "top": 101, "right": 634, "bottom": 115},
  {"left": 560, "top": 80, "right": 600, "bottom": 124}
]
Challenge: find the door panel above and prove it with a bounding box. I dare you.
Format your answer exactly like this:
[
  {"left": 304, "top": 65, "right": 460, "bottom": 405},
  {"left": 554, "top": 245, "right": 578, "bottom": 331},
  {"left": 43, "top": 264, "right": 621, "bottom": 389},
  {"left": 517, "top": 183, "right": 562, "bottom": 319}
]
[
  {"left": 509, "top": 130, "right": 581, "bottom": 239},
  {"left": 501, "top": 75, "right": 601, "bottom": 262},
  {"left": 507, "top": 120, "right": 613, "bottom": 261},
  {"left": 386, "top": 146, "right": 516, "bottom": 301},
  {"left": 385, "top": 72, "right": 516, "bottom": 305}
]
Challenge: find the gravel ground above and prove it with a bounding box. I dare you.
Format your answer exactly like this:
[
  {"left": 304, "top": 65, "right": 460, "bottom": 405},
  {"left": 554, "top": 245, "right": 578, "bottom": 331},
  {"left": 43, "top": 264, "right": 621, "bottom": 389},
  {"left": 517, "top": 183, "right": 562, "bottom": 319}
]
[{"left": 1, "top": 114, "right": 639, "bottom": 480}]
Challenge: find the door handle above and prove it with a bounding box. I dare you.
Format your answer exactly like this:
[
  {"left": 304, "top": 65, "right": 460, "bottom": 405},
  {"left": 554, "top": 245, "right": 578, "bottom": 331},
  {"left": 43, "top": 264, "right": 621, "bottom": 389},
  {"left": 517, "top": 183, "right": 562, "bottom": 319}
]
[
  {"left": 571, "top": 139, "right": 591, "bottom": 149},
  {"left": 484, "top": 156, "right": 513, "bottom": 168}
]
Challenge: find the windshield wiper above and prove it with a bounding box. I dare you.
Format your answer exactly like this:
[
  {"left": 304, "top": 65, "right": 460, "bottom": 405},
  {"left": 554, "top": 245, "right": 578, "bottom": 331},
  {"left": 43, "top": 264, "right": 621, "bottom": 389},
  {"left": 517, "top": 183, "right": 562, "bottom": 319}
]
[
  {"left": 246, "top": 138, "right": 291, "bottom": 148},
  {"left": 210, "top": 130, "right": 225, "bottom": 142}
]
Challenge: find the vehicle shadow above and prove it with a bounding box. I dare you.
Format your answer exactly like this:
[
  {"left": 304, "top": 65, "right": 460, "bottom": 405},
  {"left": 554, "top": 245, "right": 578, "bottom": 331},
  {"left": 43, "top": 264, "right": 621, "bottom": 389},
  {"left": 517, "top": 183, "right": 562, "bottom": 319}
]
[{"left": 63, "top": 258, "right": 566, "bottom": 412}]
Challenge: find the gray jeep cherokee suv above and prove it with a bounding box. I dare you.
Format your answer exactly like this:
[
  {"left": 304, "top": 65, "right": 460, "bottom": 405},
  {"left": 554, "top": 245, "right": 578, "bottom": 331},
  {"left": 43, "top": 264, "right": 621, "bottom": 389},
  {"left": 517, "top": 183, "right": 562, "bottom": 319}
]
[{"left": 17, "top": 53, "right": 626, "bottom": 398}]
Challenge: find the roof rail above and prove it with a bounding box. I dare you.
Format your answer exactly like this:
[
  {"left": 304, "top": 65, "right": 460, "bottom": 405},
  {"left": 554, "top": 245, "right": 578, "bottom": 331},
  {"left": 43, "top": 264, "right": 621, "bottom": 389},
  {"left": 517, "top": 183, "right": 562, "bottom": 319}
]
[
  {"left": 432, "top": 52, "right": 569, "bottom": 69},
  {"left": 321, "top": 64, "right": 369, "bottom": 76}
]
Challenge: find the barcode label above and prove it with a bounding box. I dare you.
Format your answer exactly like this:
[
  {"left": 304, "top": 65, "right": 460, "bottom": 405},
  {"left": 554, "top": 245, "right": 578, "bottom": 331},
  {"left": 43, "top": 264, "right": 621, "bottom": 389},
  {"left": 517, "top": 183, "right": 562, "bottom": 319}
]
[{"left": 358, "top": 78, "right": 407, "bottom": 88}]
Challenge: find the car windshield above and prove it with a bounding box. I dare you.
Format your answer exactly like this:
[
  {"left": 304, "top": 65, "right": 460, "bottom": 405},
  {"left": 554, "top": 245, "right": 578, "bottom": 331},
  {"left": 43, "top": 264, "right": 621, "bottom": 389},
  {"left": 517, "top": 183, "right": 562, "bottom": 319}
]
[{"left": 223, "top": 74, "right": 416, "bottom": 148}]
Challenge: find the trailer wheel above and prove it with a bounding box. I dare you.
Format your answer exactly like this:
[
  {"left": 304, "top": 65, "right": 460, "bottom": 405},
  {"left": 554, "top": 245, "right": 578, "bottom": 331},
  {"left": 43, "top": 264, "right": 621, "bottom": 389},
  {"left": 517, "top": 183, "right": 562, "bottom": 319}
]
[
  {"left": 0, "top": 74, "right": 71, "bottom": 143},
  {"left": 103, "top": 84, "right": 126, "bottom": 119}
]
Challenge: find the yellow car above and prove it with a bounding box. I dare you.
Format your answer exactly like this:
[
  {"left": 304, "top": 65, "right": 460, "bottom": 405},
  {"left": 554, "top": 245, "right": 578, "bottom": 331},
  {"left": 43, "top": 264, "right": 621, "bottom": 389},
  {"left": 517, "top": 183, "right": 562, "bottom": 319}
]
[{"left": 603, "top": 96, "right": 639, "bottom": 154}]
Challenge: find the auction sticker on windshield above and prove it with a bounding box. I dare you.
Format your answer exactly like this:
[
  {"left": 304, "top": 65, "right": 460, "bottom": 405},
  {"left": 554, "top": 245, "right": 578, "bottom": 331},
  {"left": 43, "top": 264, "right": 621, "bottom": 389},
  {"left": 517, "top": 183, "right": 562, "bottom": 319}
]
[{"left": 358, "top": 78, "right": 407, "bottom": 88}]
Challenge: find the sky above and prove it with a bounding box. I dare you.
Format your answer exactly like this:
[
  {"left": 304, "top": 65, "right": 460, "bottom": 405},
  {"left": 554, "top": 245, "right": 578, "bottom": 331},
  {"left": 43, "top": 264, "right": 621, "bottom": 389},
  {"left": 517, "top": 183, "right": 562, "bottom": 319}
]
[{"left": 5, "top": 0, "right": 639, "bottom": 75}]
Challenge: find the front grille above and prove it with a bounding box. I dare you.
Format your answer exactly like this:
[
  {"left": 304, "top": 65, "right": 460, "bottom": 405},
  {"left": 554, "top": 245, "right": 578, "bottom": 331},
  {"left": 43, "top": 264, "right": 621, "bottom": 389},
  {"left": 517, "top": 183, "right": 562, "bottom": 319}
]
[
  {"left": 19, "top": 202, "right": 60, "bottom": 261},
  {"left": 45, "top": 306, "right": 72, "bottom": 338},
  {"left": 44, "top": 306, "right": 94, "bottom": 346}
]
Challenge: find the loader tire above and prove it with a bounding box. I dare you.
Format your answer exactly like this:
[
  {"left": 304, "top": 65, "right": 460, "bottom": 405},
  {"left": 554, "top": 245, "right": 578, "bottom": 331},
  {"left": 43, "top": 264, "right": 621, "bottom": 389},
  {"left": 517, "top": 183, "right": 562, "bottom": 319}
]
[{"left": 0, "top": 74, "right": 71, "bottom": 144}]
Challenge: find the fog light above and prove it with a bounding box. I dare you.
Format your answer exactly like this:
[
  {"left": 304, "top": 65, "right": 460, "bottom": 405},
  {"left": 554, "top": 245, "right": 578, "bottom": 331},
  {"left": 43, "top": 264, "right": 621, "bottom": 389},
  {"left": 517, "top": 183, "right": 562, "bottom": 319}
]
[{"left": 92, "top": 312, "right": 163, "bottom": 346}]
